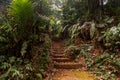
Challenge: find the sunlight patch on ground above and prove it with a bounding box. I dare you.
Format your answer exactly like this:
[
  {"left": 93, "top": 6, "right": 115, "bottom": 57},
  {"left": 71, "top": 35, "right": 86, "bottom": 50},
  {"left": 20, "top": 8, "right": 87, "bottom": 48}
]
[{"left": 53, "top": 70, "right": 96, "bottom": 80}]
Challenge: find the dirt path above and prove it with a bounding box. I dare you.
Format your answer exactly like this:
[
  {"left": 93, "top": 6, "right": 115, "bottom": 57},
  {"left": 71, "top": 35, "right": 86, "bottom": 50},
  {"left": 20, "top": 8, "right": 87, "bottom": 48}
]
[
  {"left": 50, "top": 40, "right": 96, "bottom": 80},
  {"left": 53, "top": 69, "right": 96, "bottom": 80}
]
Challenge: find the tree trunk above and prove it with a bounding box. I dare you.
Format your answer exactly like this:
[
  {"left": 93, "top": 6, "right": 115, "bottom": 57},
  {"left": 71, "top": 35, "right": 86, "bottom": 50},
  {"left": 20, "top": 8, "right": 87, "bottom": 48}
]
[{"left": 99, "top": 0, "right": 104, "bottom": 20}]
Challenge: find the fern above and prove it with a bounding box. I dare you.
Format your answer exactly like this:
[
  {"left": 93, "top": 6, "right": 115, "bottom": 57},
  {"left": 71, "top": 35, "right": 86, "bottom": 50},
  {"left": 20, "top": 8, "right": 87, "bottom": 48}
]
[
  {"left": 11, "top": 68, "right": 20, "bottom": 77},
  {"left": 103, "top": 24, "right": 120, "bottom": 49},
  {"left": 68, "top": 21, "right": 97, "bottom": 40},
  {"left": 0, "top": 36, "right": 6, "bottom": 42},
  {"left": 89, "top": 53, "right": 110, "bottom": 68},
  {"left": 68, "top": 23, "right": 80, "bottom": 39},
  {"left": 8, "top": 0, "right": 34, "bottom": 40},
  {"left": 8, "top": 0, "right": 33, "bottom": 24}
]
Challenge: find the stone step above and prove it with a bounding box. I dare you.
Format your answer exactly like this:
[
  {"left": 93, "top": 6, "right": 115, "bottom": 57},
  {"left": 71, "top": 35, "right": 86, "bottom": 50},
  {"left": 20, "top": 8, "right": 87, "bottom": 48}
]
[
  {"left": 54, "top": 62, "right": 82, "bottom": 69},
  {"left": 51, "top": 52, "right": 65, "bottom": 54},
  {"left": 51, "top": 49, "right": 65, "bottom": 52},
  {"left": 51, "top": 54, "right": 66, "bottom": 58},
  {"left": 53, "top": 58, "right": 72, "bottom": 62},
  {"left": 52, "top": 48, "right": 65, "bottom": 50},
  {"left": 52, "top": 51, "right": 65, "bottom": 54}
]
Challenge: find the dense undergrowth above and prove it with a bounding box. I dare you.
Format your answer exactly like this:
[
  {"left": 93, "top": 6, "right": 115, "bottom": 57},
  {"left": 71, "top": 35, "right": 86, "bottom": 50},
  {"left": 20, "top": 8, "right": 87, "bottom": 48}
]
[
  {"left": 63, "top": 17, "right": 120, "bottom": 80},
  {"left": 0, "top": 0, "right": 52, "bottom": 79},
  {"left": 59, "top": 1, "right": 120, "bottom": 79}
]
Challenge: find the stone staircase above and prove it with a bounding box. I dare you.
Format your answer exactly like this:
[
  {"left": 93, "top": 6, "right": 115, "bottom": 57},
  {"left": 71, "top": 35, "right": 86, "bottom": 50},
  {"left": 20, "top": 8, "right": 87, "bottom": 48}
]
[{"left": 51, "top": 48, "right": 82, "bottom": 69}]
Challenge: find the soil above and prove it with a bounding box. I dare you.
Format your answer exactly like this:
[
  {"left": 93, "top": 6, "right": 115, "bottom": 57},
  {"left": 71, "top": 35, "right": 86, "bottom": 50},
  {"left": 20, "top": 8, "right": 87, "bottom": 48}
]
[{"left": 53, "top": 69, "right": 96, "bottom": 80}]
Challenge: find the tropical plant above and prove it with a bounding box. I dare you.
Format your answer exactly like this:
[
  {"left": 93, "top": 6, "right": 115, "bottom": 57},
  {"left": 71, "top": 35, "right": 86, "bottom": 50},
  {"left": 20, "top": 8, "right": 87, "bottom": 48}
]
[
  {"left": 103, "top": 23, "right": 120, "bottom": 50},
  {"left": 0, "top": 0, "right": 52, "bottom": 79},
  {"left": 65, "top": 21, "right": 96, "bottom": 40},
  {"left": 8, "top": 0, "right": 34, "bottom": 40},
  {"left": 89, "top": 52, "right": 120, "bottom": 80}
]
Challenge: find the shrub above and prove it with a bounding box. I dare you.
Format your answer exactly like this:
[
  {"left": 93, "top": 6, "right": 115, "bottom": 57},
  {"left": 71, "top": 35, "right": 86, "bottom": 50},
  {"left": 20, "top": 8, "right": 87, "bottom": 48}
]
[
  {"left": 65, "top": 45, "right": 81, "bottom": 60},
  {"left": 103, "top": 23, "right": 120, "bottom": 50}
]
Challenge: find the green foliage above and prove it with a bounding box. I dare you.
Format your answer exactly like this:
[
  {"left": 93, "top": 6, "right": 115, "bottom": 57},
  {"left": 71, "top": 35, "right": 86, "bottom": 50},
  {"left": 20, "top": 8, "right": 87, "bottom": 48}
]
[
  {"left": 62, "top": 0, "right": 88, "bottom": 26},
  {"left": 8, "top": 0, "right": 34, "bottom": 40},
  {"left": 103, "top": 23, "right": 120, "bottom": 50},
  {"left": 77, "top": 43, "right": 119, "bottom": 80},
  {"left": 78, "top": 44, "right": 94, "bottom": 67},
  {"left": 61, "top": 1, "right": 120, "bottom": 80},
  {"left": 68, "top": 23, "right": 80, "bottom": 39},
  {"left": 89, "top": 53, "right": 110, "bottom": 68},
  {"left": 0, "top": 36, "right": 6, "bottom": 42},
  {"left": 65, "top": 43, "right": 94, "bottom": 66},
  {"left": 0, "top": 56, "right": 39, "bottom": 80},
  {"left": 66, "top": 21, "right": 96, "bottom": 40},
  {"left": 20, "top": 41, "right": 31, "bottom": 57},
  {"left": 63, "top": 39, "right": 73, "bottom": 46},
  {"left": 0, "top": 0, "right": 52, "bottom": 80},
  {"left": 85, "top": 51, "right": 120, "bottom": 80},
  {"left": 36, "top": 73, "right": 42, "bottom": 80},
  {"left": 8, "top": 0, "right": 33, "bottom": 24},
  {"left": 0, "top": 19, "right": 32, "bottom": 56},
  {"left": 56, "top": 26, "right": 63, "bottom": 38},
  {"left": 65, "top": 45, "right": 81, "bottom": 60},
  {"left": 39, "top": 44, "right": 50, "bottom": 69},
  {"left": 110, "top": 58, "right": 120, "bottom": 71},
  {"left": 0, "top": 19, "right": 14, "bottom": 54},
  {"left": 105, "top": 0, "right": 120, "bottom": 18},
  {"left": 90, "top": 22, "right": 96, "bottom": 39},
  {"left": 0, "top": 62, "right": 10, "bottom": 70}
]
